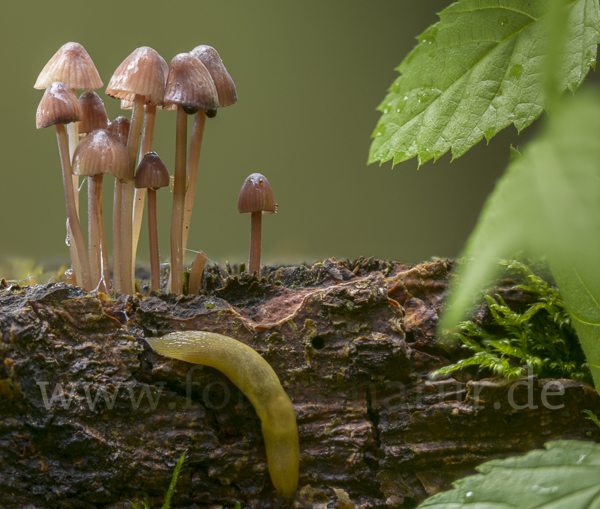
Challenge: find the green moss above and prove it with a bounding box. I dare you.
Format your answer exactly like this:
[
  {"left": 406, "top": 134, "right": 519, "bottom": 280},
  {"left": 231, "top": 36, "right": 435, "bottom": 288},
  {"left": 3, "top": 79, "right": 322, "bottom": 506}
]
[{"left": 434, "top": 260, "right": 591, "bottom": 383}]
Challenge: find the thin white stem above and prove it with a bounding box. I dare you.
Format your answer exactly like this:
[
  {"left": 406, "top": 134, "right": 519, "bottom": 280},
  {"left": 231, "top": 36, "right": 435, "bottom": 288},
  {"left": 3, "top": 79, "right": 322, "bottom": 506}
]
[
  {"left": 169, "top": 106, "right": 188, "bottom": 294},
  {"left": 132, "top": 104, "right": 157, "bottom": 276},
  {"left": 112, "top": 179, "right": 122, "bottom": 293},
  {"left": 249, "top": 211, "right": 262, "bottom": 276},
  {"left": 88, "top": 175, "right": 102, "bottom": 289},
  {"left": 56, "top": 124, "right": 92, "bottom": 291},
  {"left": 182, "top": 111, "right": 206, "bottom": 256},
  {"left": 147, "top": 189, "right": 161, "bottom": 292},
  {"left": 120, "top": 95, "right": 145, "bottom": 295},
  {"left": 66, "top": 119, "right": 83, "bottom": 285}
]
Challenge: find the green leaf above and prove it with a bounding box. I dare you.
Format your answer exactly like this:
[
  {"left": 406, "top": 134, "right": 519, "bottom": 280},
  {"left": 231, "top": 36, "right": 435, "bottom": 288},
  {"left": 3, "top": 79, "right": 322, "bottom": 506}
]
[
  {"left": 419, "top": 440, "right": 600, "bottom": 508},
  {"left": 548, "top": 262, "right": 600, "bottom": 384},
  {"left": 369, "top": 0, "right": 600, "bottom": 166},
  {"left": 439, "top": 87, "right": 600, "bottom": 388}
]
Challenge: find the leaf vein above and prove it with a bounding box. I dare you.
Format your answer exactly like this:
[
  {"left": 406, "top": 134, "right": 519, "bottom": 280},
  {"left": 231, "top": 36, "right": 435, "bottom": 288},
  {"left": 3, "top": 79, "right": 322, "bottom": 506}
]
[
  {"left": 446, "top": 5, "right": 539, "bottom": 20},
  {"left": 572, "top": 267, "right": 600, "bottom": 312}
]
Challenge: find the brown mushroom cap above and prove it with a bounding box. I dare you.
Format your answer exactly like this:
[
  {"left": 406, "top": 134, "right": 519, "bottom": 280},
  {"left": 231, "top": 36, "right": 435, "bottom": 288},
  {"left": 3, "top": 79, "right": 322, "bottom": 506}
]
[
  {"left": 121, "top": 53, "right": 168, "bottom": 111},
  {"left": 34, "top": 42, "right": 103, "bottom": 91},
  {"left": 72, "top": 129, "right": 129, "bottom": 179},
  {"left": 135, "top": 152, "right": 170, "bottom": 189},
  {"left": 106, "top": 47, "right": 167, "bottom": 106},
  {"left": 36, "top": 82, "right": 82, "bottom": 129},
  {"left": 107, "top": 116, "right": 131, "bottom": 145},
  {"left": 78, "top": 91, "right": 109, "bottom": 134},
  {"left": 164, "top": 53, "right": 218, "bottom": 113},
  {"left": 190, "top": 45, "right": 237, "bottom": 108},
  {"left": 237, "top": 173, "right": 277, "bottom": 214}
]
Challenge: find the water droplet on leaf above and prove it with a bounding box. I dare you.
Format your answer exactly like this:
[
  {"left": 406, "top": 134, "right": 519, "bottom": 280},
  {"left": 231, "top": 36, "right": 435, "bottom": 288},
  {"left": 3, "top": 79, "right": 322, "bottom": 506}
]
[
  {"left": 498, "top": 15, "right": 509, "bottom": 26},
  {"left": 420, "top": 26, "right": 438, "bottom": 45},
  {"left": 417, "top": 89, "right": 433, "bottom": 104}
]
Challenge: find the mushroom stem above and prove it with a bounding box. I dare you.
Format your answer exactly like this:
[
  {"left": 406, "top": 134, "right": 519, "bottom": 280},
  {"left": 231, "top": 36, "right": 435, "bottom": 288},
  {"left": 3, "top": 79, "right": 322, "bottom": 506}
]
[
  {"left": 65, "top": 219, "right": 83, "bottom": 288},
  {"left": 67, "top": 111, "right": 80, "bottom": 211},
  {"left": 55, "top": 124, "right": 92, "bottom": 291},
  {"left": 100, "top": 211, "right": 111, "bottom": 292},
  {"left": 188, "top": 251, "right": 207, "bottom": 295},
  {"left": 132, "top": 104, "right": 157, "bottom": 274},
  {"left": 112, "top": 179, "right": 122, "bottom": 293},
  {"left": 88, "top": 174, "right": 103, "bottom": 291},
  {"left": 249, "top": 211, "right": 262, "bottom": 276},
  {"left": 147, "top": 188, "right": 161, "bottom": 292},
  {"left": 169, "top": 106, "right": 188, "bottom": 293},
  {"left": 120, "top": 94, "right": 145, "bottom": 295},
  {"left": 182, "top": 111, "right": 206, "bottom": 256},
  {"left": 88, "top": 174, "right": 109, "bottom": 293},
  {"left": 66, "top": 120, "right": 83, "bottom": 286}
]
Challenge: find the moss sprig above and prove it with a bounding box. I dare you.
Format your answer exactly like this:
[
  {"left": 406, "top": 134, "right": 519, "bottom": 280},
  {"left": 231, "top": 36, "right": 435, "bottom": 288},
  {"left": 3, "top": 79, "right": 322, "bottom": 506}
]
[{"left": 433, "top": 260, "right": 591, "bottom": 383}]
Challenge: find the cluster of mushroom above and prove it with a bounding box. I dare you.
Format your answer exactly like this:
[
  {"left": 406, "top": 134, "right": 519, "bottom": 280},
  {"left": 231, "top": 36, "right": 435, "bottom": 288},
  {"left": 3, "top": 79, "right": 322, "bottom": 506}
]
[{"left": 35, "top": 43, "right": 277, "bottom": 295}]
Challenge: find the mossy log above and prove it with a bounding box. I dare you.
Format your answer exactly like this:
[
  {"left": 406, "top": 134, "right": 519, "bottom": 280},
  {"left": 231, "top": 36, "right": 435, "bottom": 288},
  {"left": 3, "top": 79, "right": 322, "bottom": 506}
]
[{"left": 1, "top": 258, "right": 599, "bottom": 509}]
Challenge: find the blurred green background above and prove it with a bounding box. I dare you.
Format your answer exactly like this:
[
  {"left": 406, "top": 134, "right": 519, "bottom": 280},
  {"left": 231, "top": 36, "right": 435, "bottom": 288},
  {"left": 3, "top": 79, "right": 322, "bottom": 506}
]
[{"left": 2, "top": 0, "right": 594, "bottom": 273}]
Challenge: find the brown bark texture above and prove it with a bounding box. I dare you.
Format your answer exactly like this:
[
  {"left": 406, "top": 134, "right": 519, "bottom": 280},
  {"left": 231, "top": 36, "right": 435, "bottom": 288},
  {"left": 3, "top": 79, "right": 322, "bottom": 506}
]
[{"left": 0, "top": 258, "right": 599, "bottom": 509}]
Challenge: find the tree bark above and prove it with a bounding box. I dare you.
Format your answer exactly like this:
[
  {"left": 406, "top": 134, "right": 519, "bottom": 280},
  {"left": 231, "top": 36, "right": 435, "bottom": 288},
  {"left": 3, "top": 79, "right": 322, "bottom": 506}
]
[{"left": 0, "top": 258, "right": 599, "bottom": 509}]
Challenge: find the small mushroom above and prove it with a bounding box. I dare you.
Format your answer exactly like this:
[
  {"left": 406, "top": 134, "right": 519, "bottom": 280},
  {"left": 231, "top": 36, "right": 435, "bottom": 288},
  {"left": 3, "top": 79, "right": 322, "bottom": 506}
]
[
  {"left": 106, "top": 47, "right": 167, "bottom": 294},
  {"left": 36, "top": 82, "right": 92, "bottom": 291},
  {"left": 190, "top": 45, "right": 238, "bottom": 107},
  {"left": 134, "top": 152, "right": 170, "bottom": 292},
  {"left": 107, "top": 116, "right": 131, "bottom": 145},
  {"left": 180, "top": 46, "right": 238, "bottom": 266},
  {"left": 72, "top": 129, "right": 129, "bottom": 292},
  {"left": 34, "top": 42, "right": 102, "bottom": 285},
  {"left": 164, "top": 53, "right": 217, "bottom": 294},
  {"left": 237, "top": 173, "right": 277, "bottom": 276},
  {"left": 78, "top": 91, "right": 109, "bottom": 135},
  {"left": 34, "top": 42, "right": 103, "bottom": 169},
  {"left": 107, "top": 115, "right": 131, "bottom": 289},
  {"left": 34, "top": 42, "right": 103, "bottom": 92},
  {"left": 131, "top": 51, "right": 169, "bottom": 280}
]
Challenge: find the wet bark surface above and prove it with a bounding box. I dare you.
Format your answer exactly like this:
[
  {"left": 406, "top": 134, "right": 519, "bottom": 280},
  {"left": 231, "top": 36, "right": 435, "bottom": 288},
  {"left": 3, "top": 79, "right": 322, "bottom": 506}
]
[{"left": 1, "top": 258, "right": 599, "bottom": 509}]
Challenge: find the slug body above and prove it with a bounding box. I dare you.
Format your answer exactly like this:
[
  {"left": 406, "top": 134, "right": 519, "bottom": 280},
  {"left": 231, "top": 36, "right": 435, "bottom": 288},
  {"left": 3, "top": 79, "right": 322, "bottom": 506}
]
[{"left": 145, "top": 331, "right": 299, "bottom": 499}]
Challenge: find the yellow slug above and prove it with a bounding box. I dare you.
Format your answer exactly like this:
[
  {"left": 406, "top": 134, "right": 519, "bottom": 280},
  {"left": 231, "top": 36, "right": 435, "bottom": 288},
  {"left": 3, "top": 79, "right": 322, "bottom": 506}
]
[{"left": 145, "top": 330, "right": 299, "bottom": 500}]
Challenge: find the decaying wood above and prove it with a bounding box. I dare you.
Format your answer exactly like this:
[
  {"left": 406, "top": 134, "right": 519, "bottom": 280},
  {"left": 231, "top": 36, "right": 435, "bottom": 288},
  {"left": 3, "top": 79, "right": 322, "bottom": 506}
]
[{"left": 0, "top": 258, "right": 599, "bottom": 509}]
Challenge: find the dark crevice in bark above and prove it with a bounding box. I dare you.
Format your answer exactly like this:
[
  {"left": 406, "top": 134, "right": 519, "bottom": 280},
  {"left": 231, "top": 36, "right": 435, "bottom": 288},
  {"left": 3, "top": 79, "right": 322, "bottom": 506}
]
[{"left": 365, "top": 384, "right": 382, "bottom": 474}]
